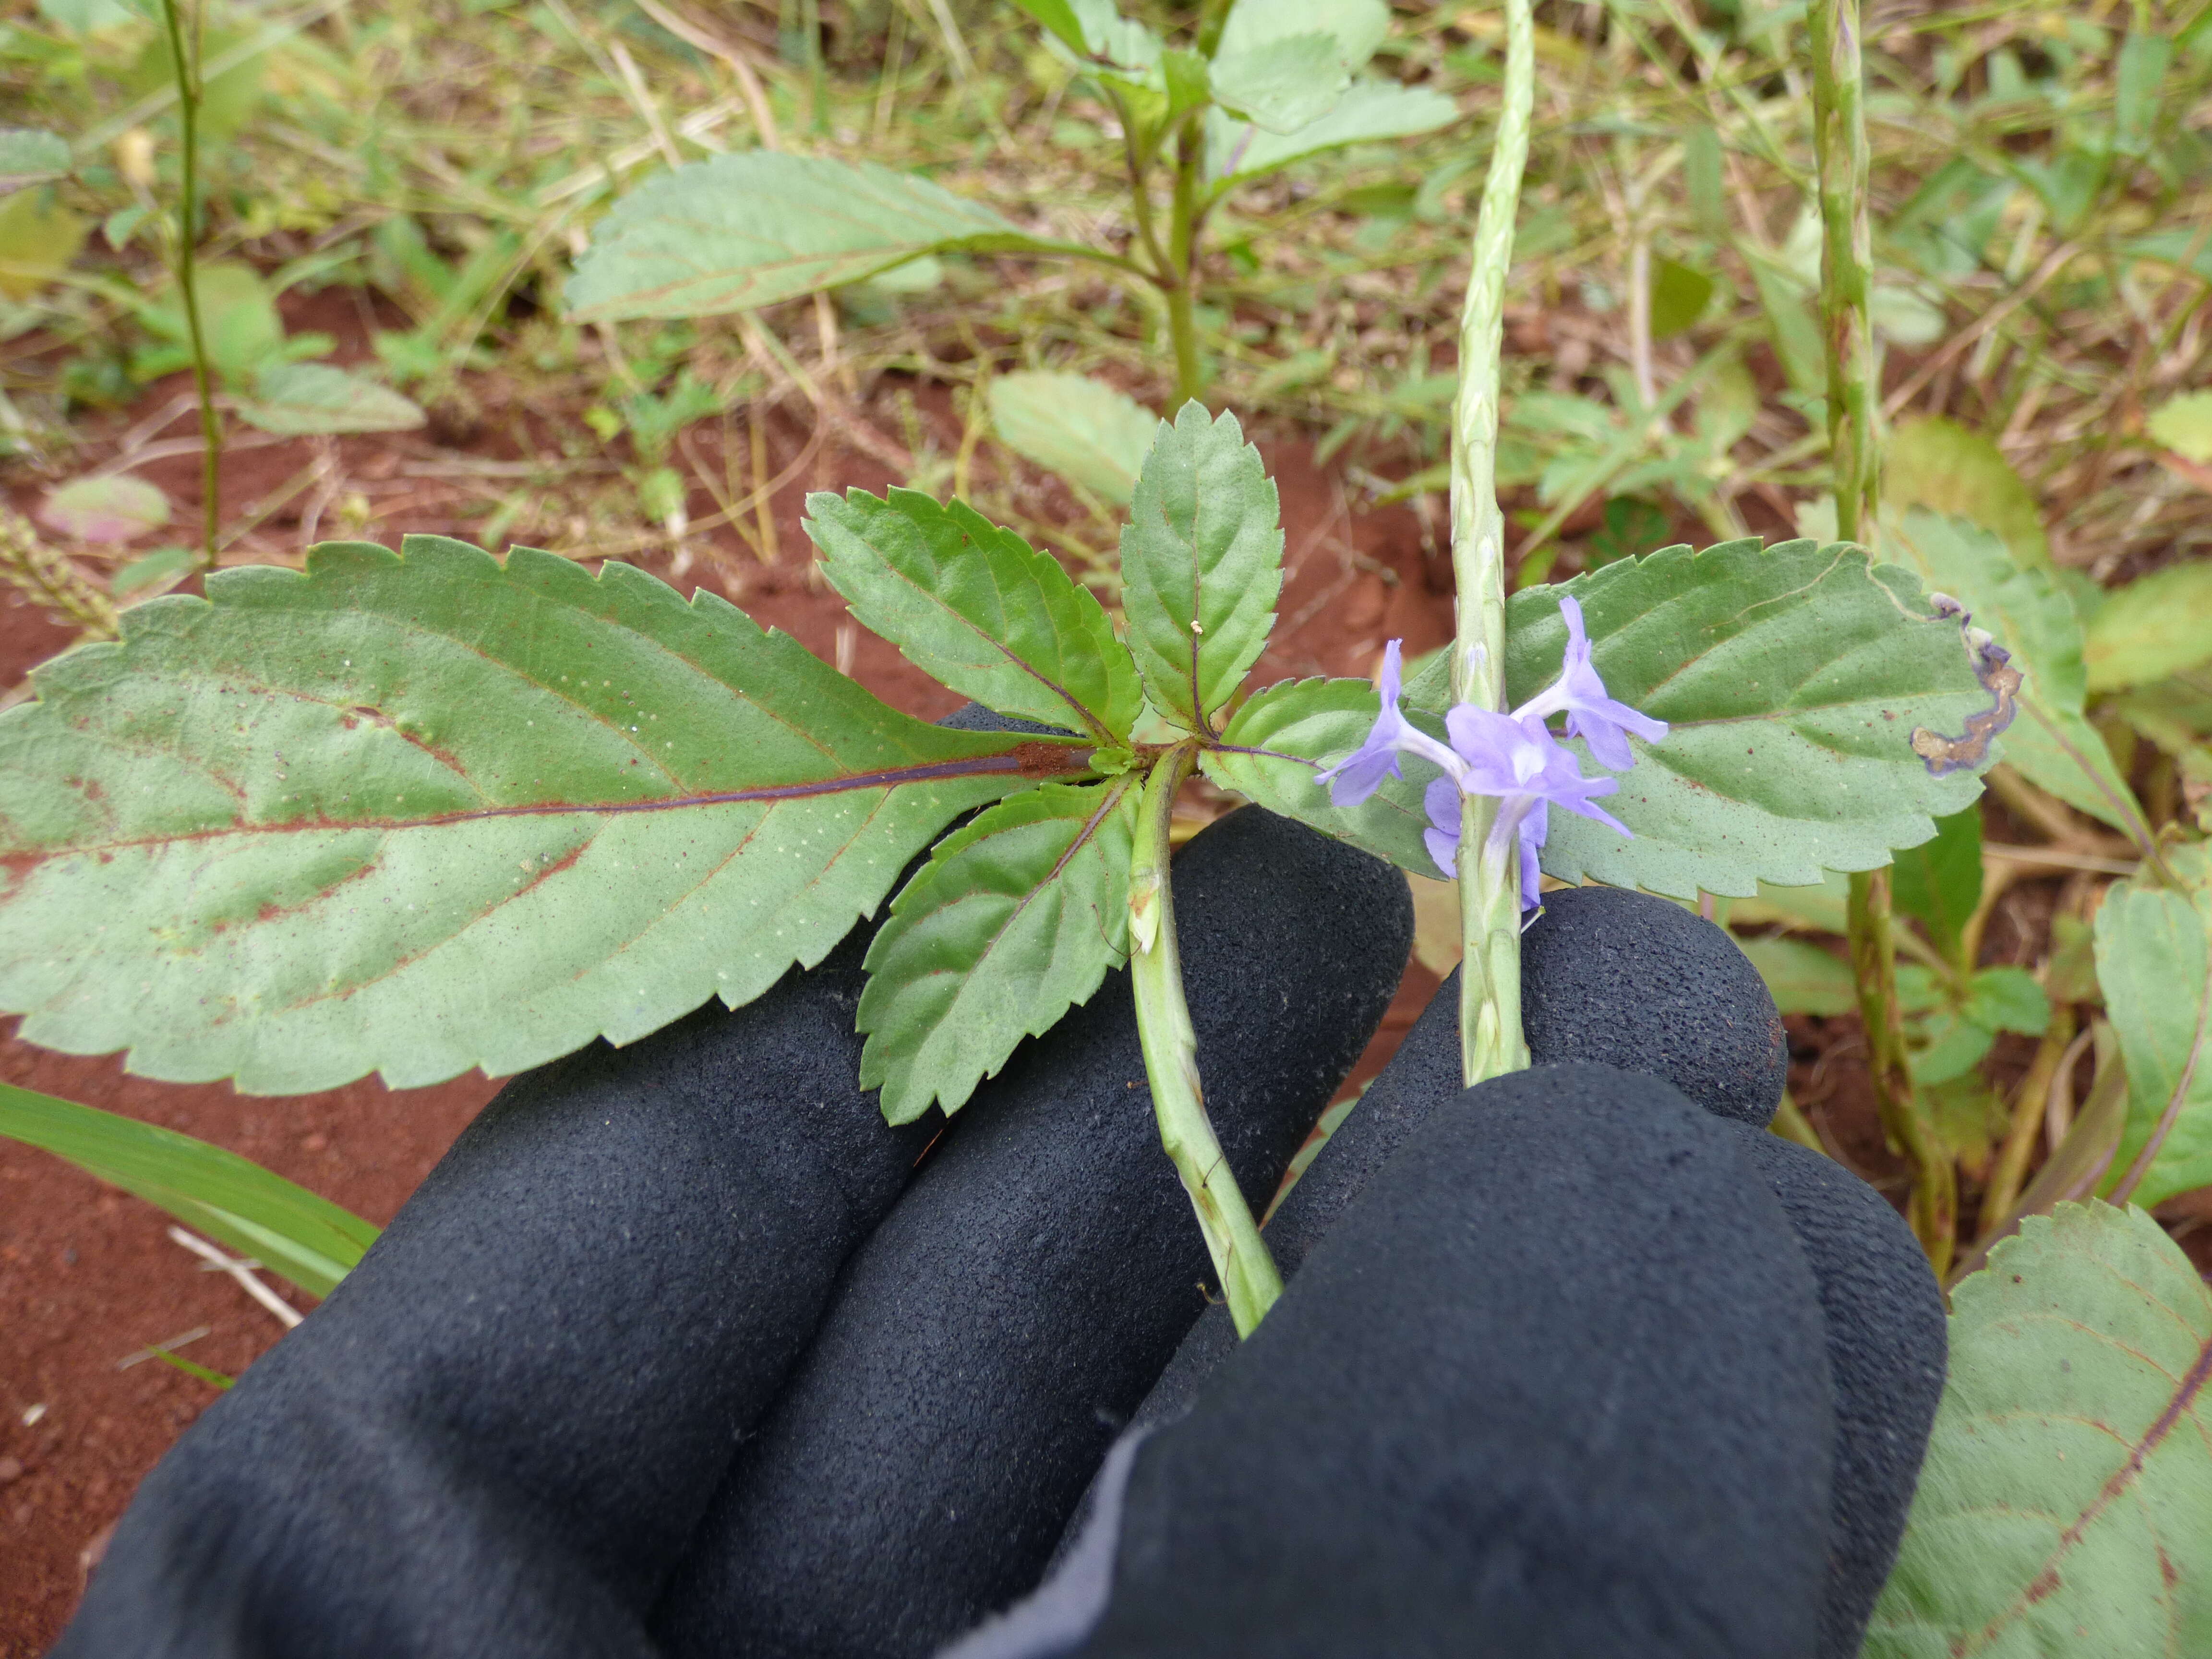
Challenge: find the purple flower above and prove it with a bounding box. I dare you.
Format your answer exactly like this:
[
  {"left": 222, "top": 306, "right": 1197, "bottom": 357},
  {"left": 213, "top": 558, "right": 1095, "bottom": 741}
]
[
  {"left": 1315, "top": 599, "right": 1659, "bottom": 911},
  {"left": 1315, "top": 641, "right": 1461, "bottom": 807},
  {"left": 1423, "top": 709, "right": 1629, "bottom": 904},
  {"left": 1512, "top": 595, "right": 1669, "bottom": 770}
]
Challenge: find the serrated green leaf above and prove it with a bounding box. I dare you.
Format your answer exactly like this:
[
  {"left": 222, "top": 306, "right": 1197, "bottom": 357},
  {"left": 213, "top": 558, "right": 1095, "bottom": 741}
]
[
  {"left": 858, "top": 779, "right": 1138, "bottom": 1123},
  {"left": 1208, "top": 32, "right": 1354, "bottom": 134},
  {"left": 0, "top": 536, "right": 1077, "bottom": 1093},
  {"left": 804, "top": 487, "right": 1142, "bottom": 743},
  {"left": 1199, "top": 676, "right": 1437, "bottom": 872},
  {"left": 1864, "top": 1202, "right": 2212, "bottom": 1659},
  {"left": 2083, "top": 560, "right": 2212, "bottom": 694},
  {"left": 1205, "top": 83, "right": 1458, "bottom": 186},
  {"left": 1736, "top": 934, "right": 1857, "bottom": 1016},
  {"left": 987, "top": 372, "right": 1159, "bottom": 506},
  {"left": 565, "top": 153, "right": 1080, "bottom": 323},
  {"left": 1492, "top": 540, "right": 1990, "bottom": 899},
  {"left": 1882, "top": 508, "right": 2148, "bottom": 839},
  {"left": 0, "top": 129, "right": 70, "bottom": 196},
  {"left": 1892, "top": 806, "right": 1982, "bottom": 962},
  {"left": 236, "top": 363, "right": 426, "bottom": 437},
  {"left": 0, "top": 1081, "right": 376, "bottom": 1298},
  {"left": 2093, "top": 861, "right": 2212, "bottom": 1210},
  {"left": 1118, "top": 404, "right": 1283, "bottom": 733}
]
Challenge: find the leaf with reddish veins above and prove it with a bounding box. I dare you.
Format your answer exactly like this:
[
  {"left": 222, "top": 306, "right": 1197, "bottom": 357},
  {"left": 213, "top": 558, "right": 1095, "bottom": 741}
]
[
  {"left": 0, "top": 535, "right": 1084, "bottom": 1092},
  {"left": 1866, "top": 1202, "right": 2212, "bottom": 1658}
]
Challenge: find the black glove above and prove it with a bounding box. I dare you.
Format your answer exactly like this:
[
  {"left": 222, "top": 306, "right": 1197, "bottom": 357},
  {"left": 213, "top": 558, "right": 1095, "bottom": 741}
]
[
  {"left": 59, "top": 764, "right": 1946, "bottom": 1659},
  {"left": 964, "top": 889, "right": 1947, "bottom": 1659}
]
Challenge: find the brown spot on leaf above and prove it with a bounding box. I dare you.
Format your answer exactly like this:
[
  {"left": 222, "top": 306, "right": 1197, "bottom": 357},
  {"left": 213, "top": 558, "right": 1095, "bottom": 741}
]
[{"left": 1911, "top": 610, "right": 2022, "bottom": 777}]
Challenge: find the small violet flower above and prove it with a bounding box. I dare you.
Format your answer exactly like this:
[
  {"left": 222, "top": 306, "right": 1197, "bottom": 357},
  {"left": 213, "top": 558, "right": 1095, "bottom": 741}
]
[
  {"left": 1510, "top": 595, "right": 1670, "bottom": 771},
  {"left": 1320, "top": 598, "right": 1664, "bottom": 907},
  {"left": 1420, "top": 711, "right": 1631, "bottom": 907},
  {"left": 1313, "top": 640, "right": 1463, "bottom": 806}
]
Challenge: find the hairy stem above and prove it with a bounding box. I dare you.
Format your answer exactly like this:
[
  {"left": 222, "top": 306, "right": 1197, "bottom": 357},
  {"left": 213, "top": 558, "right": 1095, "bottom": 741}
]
[
  {"left": 1129, "top": 742, "right": 1283, "bottom": 1336},
  {"left": 1849, "top": 869, "right": 1955, "bottom": 1275},
  {"left": 156, "top": 0, "right": 220, "bottom": 572},
  {"left": 1450, "top": 0, "right": 1535, "bottom": 1086}
]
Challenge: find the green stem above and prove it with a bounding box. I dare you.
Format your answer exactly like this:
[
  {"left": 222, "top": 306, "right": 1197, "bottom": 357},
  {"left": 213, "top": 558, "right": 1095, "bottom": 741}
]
[
  {"left": 1165, "top": 284, "right": 1202, "bottom": 411},
  {"left": 1450, "top": 0, "right": 1535, "bottom": 1087},
  {"left": 1810, "top": 0, "right": 1875, "bottom": 544},
  {"left": 1848, "top": 870, "right": 1955, "bottom": 1274},
  {"left": 1164, "top": 112, "right": 1206, "bottom": 408},
  {"left": 1129, "top": 743, "right": 1283, "bottom": 1336},
  {"left": 157, "top": 0, "right": 219, "bottom": 572}
]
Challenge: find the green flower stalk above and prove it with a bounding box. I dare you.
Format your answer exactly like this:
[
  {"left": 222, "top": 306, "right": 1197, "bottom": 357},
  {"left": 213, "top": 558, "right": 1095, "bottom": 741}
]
[
  {"left": 1812, "top": 0, "right": 1952, "bottom": 1267},
  {"left": 1450, "top": 0, "right": 1537, "bottom": 1086}
]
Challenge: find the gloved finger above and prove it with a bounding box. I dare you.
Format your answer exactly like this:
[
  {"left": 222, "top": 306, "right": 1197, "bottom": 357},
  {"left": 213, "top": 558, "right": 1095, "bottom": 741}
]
[
  {"left": 1736, "top": 1133, "right": 1945, "bottom": 1659},
  {"left": 1041, "top": 888, "right": 1942, "bottom": 1659},
  {"left": 1138, "top": 881, "right": 1791, "bottom": 1423},
  {"left": 976, "top": 1063, "right": 1840, "bottom": 1659},
  {"left": 56, "top": 923, "right": 928, "bottom": 1659},
  {"left": 56, "top": 703, "right": 1038, "bottom": 1659},
  {"left": 651, "top": 806, "right": 1413, "bottom": 1659}
]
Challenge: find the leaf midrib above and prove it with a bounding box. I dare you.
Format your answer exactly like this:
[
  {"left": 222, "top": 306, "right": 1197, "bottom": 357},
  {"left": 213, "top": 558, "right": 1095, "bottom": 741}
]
[{"left": 7, "top": 754, "right": 1053, "bottom": 861}]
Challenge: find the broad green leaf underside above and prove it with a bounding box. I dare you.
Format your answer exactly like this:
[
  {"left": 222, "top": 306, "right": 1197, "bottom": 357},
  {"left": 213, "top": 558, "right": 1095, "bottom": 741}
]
[
  {"left": 1118, "top": 404, "right": 1284, "bottom": 734},
  {"left": 1493, "top": 539, "right": 1992, "bottom": 898},
  {"left": 0, "top": 536, "right": 1074, "bottom": 1092},
  {"left": 1865, "top": 1202, "right": 2212, "bottom": 1659}
]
